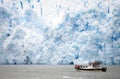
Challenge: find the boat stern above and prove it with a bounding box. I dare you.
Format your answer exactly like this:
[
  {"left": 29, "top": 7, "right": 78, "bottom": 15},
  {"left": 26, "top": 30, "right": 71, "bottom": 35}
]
[{"left": 74, "top": 65, "right": 80, "bottom": 69}]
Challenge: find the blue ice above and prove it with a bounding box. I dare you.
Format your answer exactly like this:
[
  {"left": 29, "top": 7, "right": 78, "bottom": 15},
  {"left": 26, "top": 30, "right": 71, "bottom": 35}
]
[{"left": 0, "top": 0, "right": 120, "bottom": 65}]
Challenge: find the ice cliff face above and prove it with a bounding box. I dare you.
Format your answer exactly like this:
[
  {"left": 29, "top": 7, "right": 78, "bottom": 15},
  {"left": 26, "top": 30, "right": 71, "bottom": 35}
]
[{"left": 0, "top": 0, "right": 120, "bottom": 65}]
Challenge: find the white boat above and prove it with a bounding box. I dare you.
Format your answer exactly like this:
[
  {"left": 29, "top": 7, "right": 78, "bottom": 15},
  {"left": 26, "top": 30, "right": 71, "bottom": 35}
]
[{"left": 74, "top": 61, "right": 107, "bottom": 72}]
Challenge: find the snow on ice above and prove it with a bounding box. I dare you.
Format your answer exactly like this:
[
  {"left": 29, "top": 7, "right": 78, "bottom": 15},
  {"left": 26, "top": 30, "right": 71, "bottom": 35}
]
[{"left": 0, "top": 0, "right": 120, "bottom": 65}]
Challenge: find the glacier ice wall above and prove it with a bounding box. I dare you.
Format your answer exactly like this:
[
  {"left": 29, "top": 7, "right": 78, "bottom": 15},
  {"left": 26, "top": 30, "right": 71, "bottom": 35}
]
[{"left": 0, "top": 0, "right": 120, "bottom": 65}]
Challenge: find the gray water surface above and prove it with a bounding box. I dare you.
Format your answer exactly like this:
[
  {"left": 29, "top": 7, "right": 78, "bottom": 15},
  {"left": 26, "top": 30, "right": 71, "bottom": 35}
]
[{"left": 0, "top": 65, "right": 120, "bottom": 79}]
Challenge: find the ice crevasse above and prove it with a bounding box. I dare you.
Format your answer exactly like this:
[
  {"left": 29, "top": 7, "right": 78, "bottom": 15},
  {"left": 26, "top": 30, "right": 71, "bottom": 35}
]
[{"left": 0, "top": 0, "right": 120, "bottom": 65}]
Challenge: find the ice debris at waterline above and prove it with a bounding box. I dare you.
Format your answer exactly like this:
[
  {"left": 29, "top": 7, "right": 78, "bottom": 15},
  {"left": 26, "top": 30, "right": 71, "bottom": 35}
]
[{"left": 0, "top": 0, "right": 120, "bottom": 65}]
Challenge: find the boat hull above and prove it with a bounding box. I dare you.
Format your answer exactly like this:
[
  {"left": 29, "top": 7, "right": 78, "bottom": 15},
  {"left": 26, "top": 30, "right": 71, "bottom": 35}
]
[
  {"left": 77, "top": 67, "right": 107, "bottom": 72},
  {"left": 75, "top": 65, "right": 107, "bottom": 72}
]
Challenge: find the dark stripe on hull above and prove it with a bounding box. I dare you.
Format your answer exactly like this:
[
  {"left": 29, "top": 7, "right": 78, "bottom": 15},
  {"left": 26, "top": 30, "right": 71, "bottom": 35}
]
[{"left": 76, "top": 67, "right": 107, "bottom": 72}]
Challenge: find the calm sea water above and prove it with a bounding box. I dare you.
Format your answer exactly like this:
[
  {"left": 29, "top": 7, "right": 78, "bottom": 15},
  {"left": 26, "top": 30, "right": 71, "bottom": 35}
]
[{"left": 0, "top": 65, "right": 120, "bottom": 79}]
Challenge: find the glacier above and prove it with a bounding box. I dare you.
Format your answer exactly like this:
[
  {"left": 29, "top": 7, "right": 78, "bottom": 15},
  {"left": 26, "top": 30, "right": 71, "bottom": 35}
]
[{"left": 0, "top": 0, "right": 120, "bottom": 65}]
